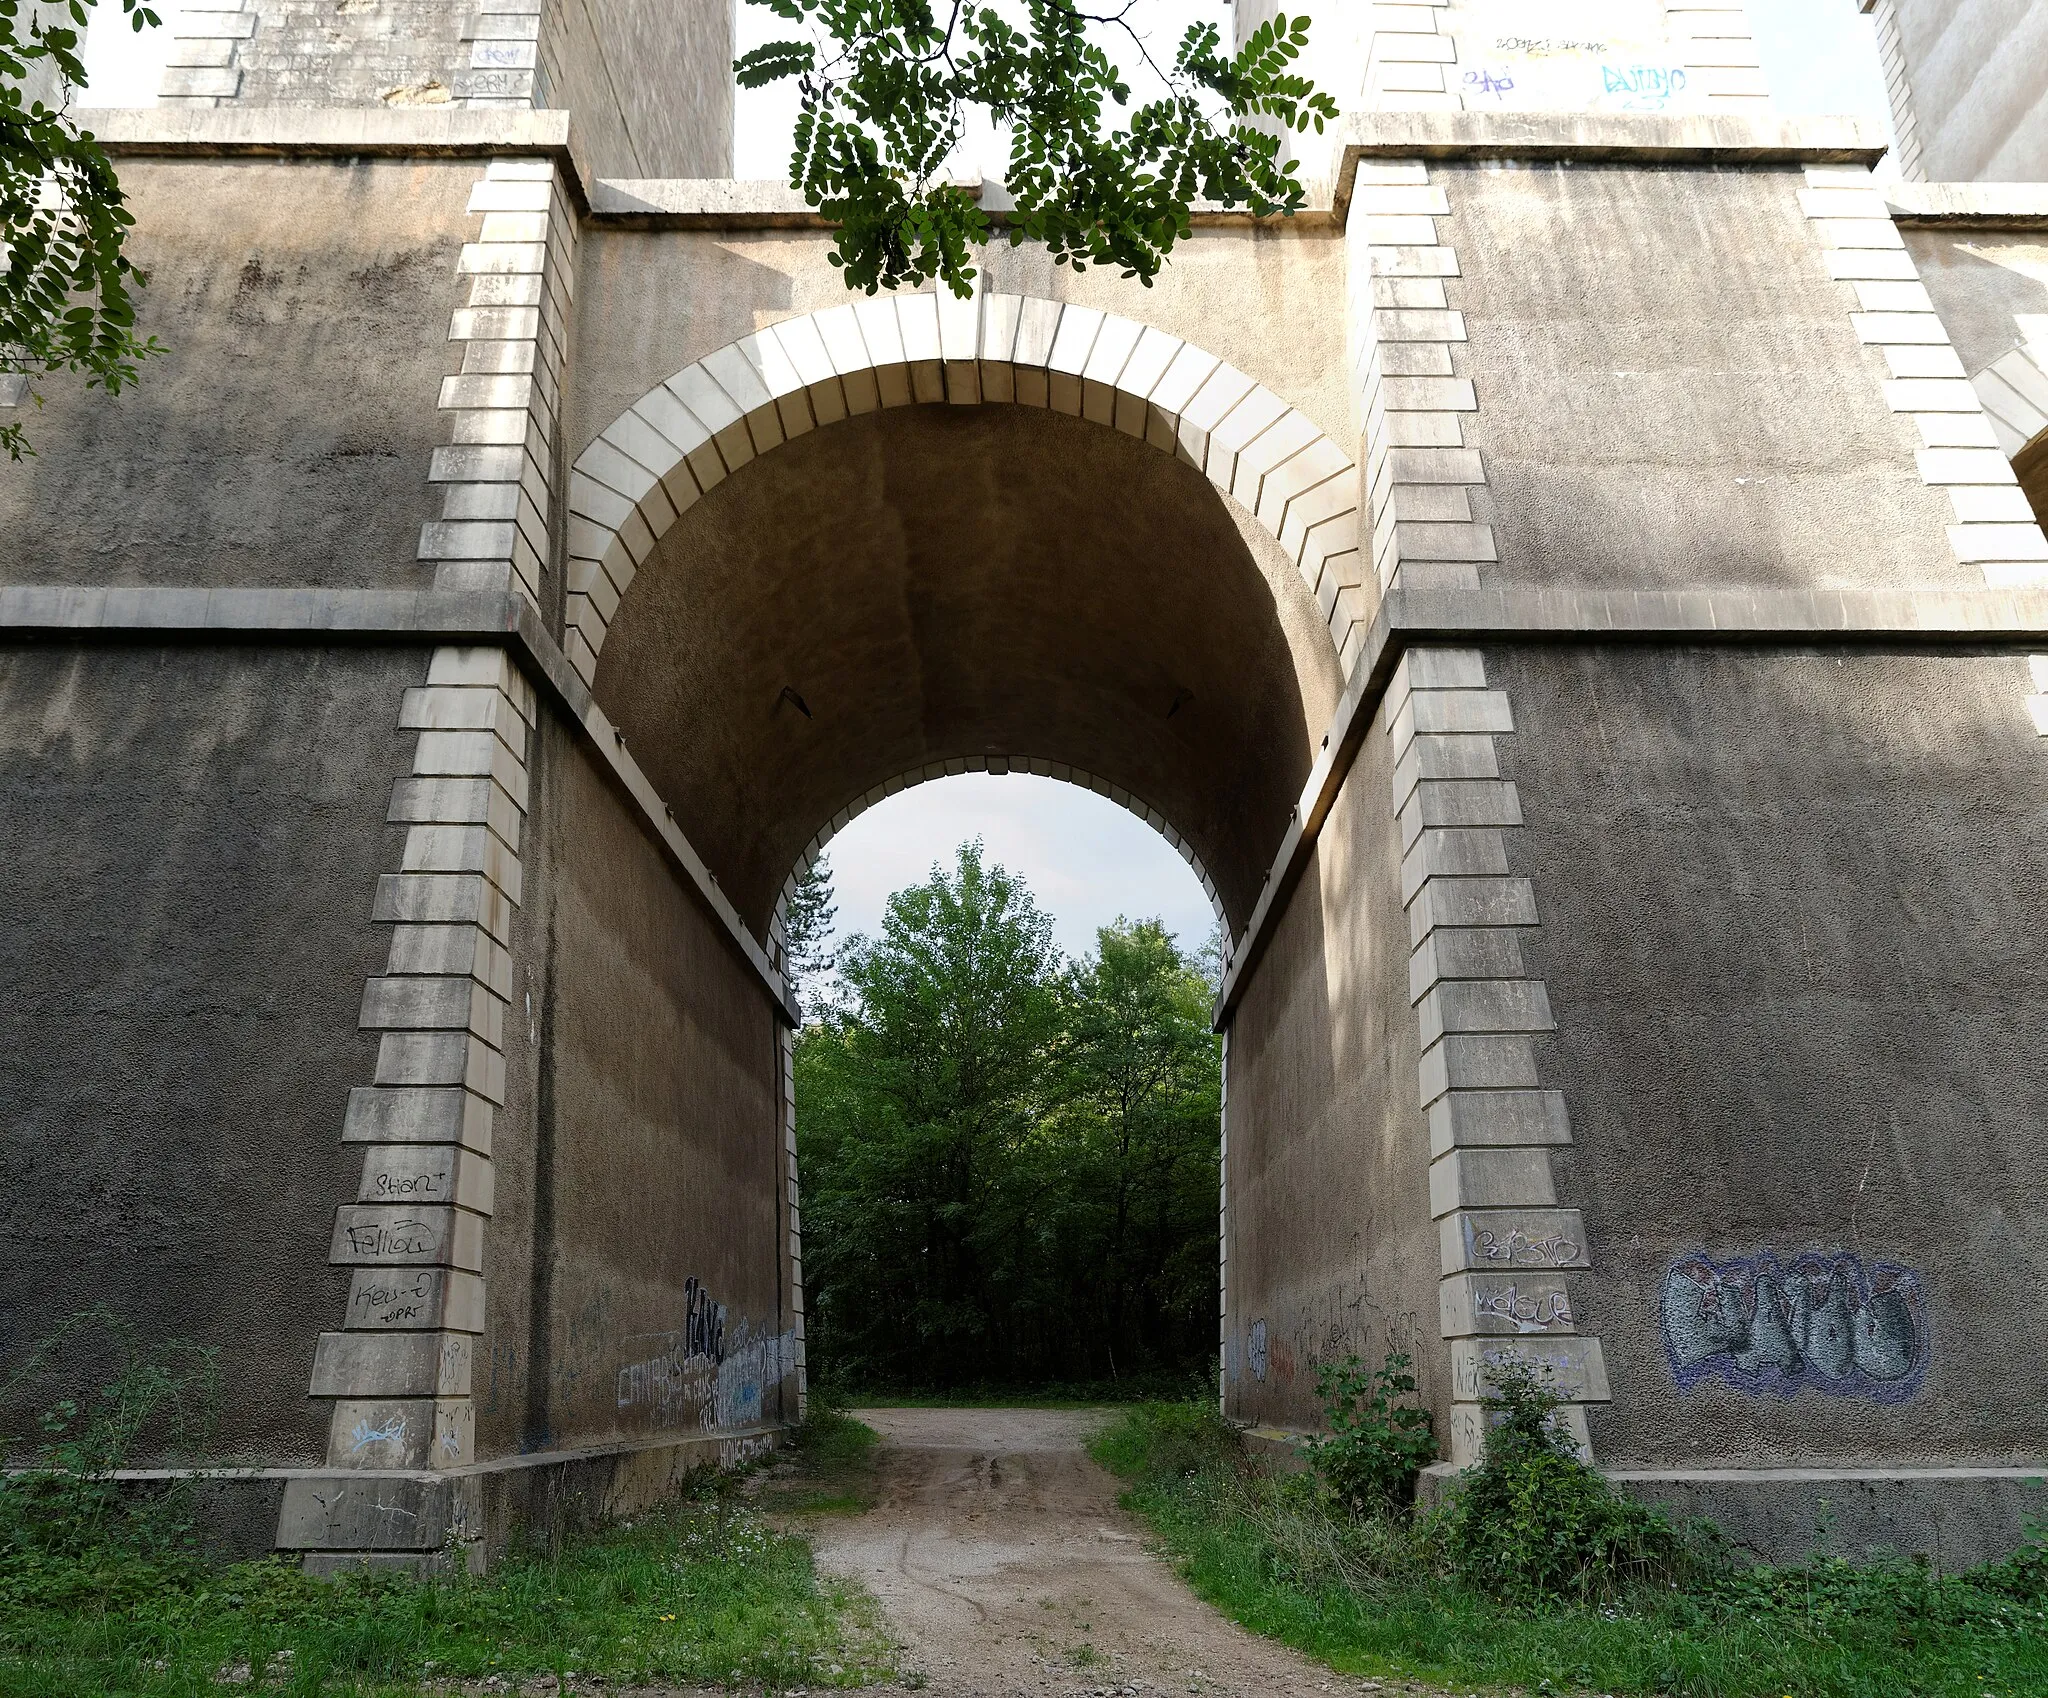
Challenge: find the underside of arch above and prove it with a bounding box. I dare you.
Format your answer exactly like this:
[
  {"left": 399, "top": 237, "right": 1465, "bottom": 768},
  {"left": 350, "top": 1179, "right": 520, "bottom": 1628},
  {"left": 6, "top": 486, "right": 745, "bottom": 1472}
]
[
  {"left": 586, "top": 403, "right": 1342, "bottom": 941},
  {"left": 767, "top": 755, "right": 1230, "bottom": 972},
  {"left": 1972, "top": 342, "right": 2048, "bottom": 529},
  {"left": 563, "top": 291, "right": 1366, "bottom": 691}
]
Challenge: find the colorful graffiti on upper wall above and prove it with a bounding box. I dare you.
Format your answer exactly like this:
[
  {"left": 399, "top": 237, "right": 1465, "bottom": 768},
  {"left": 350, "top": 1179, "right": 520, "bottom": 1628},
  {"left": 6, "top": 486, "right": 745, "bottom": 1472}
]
[
  {"left": 1661, "top": 1251, "right": 1929, "bottom": 1403},
  {"left": 1446, "top": 0, "right": 1702, "bottom": 115}
]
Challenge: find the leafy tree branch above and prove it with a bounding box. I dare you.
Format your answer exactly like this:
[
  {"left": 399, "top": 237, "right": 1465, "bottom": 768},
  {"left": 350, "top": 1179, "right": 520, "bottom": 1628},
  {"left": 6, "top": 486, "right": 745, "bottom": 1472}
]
[
  {"left": 735, "top": 0, "right": 1337, "bottom": 296},
  {"left": 2, "top": 0, "right": 162, "bottom": 459}
]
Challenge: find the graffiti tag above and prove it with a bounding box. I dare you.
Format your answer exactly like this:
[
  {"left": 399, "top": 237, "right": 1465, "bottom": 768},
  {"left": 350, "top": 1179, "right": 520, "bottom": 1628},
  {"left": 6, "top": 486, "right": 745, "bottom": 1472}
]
[{"left": 1661, "top": 1251, "right": 1928, "bottom": 1402}]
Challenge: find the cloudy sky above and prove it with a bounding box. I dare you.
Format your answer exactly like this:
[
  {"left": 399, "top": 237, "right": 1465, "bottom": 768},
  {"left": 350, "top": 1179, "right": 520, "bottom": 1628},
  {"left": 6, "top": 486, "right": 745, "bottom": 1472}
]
[{"left": 78, "top": 1, "right": 1900, "bottom": 963}]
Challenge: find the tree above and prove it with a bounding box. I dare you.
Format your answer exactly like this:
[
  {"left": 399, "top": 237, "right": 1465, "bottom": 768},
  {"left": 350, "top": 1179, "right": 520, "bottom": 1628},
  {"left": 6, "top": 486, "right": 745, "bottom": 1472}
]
[
  {"left": 793, "top": 845, "right": 1221, "bottom": 1391},
  {"left": 782, "top": 853, "right": 840, "bottom": 1008},
  {"left": 1054, "top": 918, "right": 1219, "bottom": 1377},
  {"left": 735, "top": 0, "right": 1338, "bottom": 297},
  {"left": 796, "top": 841, "right": 1067, "bottom": 1385},
  {"left": 2, "top": 0, "right": 162, "bottom": 459}
]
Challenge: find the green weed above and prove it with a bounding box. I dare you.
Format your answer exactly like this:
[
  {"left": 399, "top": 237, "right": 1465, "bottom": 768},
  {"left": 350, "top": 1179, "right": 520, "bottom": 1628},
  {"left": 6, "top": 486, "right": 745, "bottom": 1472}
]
[
  {"left": 1302, "top": 1352, "right": 1438, "bottom": 1520},
  {"left": 1091, "top": 1400, "right": 2048, "bottom": 1698},
  {"left": 0, "top": 1323, "right": 894, "bottom": 1695}
]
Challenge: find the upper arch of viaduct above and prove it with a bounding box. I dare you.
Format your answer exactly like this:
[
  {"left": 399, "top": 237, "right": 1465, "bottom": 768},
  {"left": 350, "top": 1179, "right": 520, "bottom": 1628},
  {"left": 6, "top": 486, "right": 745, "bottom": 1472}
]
[{"left": 563, "top": 295, "right": 1365, "bottom": 942}]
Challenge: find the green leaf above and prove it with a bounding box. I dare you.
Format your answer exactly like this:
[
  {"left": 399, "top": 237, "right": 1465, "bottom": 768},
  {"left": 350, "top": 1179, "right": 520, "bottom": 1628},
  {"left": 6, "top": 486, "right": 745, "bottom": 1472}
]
[{"left": 737, "top": 0, "right": 1334, "bottom": 296}]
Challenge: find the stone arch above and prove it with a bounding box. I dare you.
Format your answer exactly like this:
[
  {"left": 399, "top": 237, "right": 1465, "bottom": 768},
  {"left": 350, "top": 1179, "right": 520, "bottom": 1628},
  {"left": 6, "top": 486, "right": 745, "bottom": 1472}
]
[
  {"left": 561, "top": 291, "right": 1364, "bottom": 690},
  {"left": 766, "top": 754, "right": 1230, "bottom": 974}
]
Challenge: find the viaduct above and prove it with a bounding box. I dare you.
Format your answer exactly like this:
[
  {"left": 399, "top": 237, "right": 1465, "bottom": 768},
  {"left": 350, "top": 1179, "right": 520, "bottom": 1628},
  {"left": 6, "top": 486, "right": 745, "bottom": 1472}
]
[{"left": 3, "top": 0, "right": 2047, "bottom": 1570}]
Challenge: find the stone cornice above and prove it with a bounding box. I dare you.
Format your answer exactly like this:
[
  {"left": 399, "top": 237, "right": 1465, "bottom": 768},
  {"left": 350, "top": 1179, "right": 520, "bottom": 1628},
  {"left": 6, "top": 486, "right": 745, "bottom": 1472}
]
[{"left": 1329, "top": 111, "right": 1889, "bottom": 221}]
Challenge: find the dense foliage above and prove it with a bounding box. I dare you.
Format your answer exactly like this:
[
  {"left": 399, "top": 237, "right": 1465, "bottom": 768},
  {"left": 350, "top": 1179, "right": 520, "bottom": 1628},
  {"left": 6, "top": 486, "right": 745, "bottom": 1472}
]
[
  {"left": 735, "top": 0, "right": 1337, "bottom": 297},
  {"left": 795, "top": 842, "right": 1220, "bottom": 1390},
  {"left": 1, "top": 0, "right": 162, "bottom": 459},
  {"left": 1094, "top": 1398, "right": 2048, "bottom": 1698},
  {"left": 782, "top": 851, "right": 841, "bottom": 1012},
  {"left": 1432, "top": 1356, "right": 1694, "bottom": 1603}
]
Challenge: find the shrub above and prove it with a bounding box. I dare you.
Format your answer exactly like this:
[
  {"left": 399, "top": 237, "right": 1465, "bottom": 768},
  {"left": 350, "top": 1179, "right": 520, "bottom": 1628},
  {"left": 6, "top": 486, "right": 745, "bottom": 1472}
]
[
  {"left": 1303, "top": 1351, "right": 1438, "bottom": 1517},
  {"left": 0, "top": 1309, "right": 220, "bottom": 1608},
  {"left": 1430, "top": 1356, "right": 1695, "bottom": 1602}
]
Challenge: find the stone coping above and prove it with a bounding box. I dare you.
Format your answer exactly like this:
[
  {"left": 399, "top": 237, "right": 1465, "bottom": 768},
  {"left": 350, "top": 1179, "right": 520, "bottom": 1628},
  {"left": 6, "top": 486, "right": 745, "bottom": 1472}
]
[
  {"left": 0, "top": 584, "right": 795, "bottom": 1024},
  {"left": 47, "top": 1420, "right": 789, "bottom": 1486},
  {"left": 1213, "top": 581, "right": 2048, "bottom": 1022},
  {"left": 1884, "top": 181, "right": 2048, "bottom": 227},
  {"left": 75, "top": 106, "right": 597, "bottom": 201},
  {"left": 1329, "top": 111, "right": 1889, "bottom": 219},
  {"left": 589, "top": 177, "right": 836, "bottom": 226},
  {"left": 76, "top": 107, "right": 1900, "bottom": 232}
]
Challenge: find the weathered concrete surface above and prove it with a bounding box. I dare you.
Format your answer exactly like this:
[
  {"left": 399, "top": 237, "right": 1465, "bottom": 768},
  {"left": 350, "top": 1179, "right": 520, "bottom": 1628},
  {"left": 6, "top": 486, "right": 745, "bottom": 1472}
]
[
  {"left": 492, "top": 715, "right": 796, "bottom": 1458},
  {"left": 594, "top": 404, "right": 1344, "bottom": 936},
  {"left": 1446, "top": 163, "right": 1966, "bottom": 592},
  {"left": 1906, "top": 226, "right": 2048, "bottom": 374},
  {"left": 1220, "top": 694, "right": 1442, "bottom": 1434},
  {"left": 0, "top": 159, "right": 471, "bottom": 592},
  {"left": 567, "top": 224, "right": 1351, "bottom": 471},
  {"left": 1487, "top": 645, "right": 2048, "bottom": 1467},
  {"left": 0, "top": 643, "right": 421, "bottom": 1464},
  {"left": 813, "top": 1408, "right": 1401, "bottom": 1698},
  {"left": 233, "top": 0, "right": 471, "bottom": 108},
  {"left": 1883, "top": 0, "right": 2048, "bottom": 184},
  {"left": 544, "top": 0, "right": 732, "bottom": 178},
  {"left": 1610, "top": 1467, "right": 2048, "bottom": 1572}
]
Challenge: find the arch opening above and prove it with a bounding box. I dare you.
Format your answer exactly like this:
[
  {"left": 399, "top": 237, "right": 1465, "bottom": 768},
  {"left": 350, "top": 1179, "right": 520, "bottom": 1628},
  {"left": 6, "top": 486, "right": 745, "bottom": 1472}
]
[
  {"left": 583, "top": 399, "right": 1346, "bottom": 954},
  {"left": 767, "top": 760, "right": 1231, "bottom": 975}
]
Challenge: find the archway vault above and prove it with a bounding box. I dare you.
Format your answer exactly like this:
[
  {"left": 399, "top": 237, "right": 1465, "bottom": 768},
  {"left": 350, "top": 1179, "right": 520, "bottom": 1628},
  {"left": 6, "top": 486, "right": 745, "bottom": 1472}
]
[
  {"left": 563, "top": 290, "right": 1366, "bottom": 688},
  {"left": 765, "top": 755, "right": 1231, "bottom": 976},
  {"left": 566, "top": 296, "right": 1362, "bottom": 947}
]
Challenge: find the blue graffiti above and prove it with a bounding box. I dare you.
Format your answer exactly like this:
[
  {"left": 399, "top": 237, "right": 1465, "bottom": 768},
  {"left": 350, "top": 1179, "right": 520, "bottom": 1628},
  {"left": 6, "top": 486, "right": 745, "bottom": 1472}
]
[
  {"left": 1463, "top": 67, "right": 1516, "bottom": 102},
  {"left": 1662, "top": 1251, "right": 1927, "bottom": 1403},
  {"left": 1602, "top": 64, "right": 1687, "bottom": 110}
]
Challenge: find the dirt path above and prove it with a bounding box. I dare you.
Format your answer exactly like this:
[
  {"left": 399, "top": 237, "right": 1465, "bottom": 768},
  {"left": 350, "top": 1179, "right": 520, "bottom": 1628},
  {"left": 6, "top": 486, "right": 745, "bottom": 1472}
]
[{"left": 808, "top": 1407, "right": 1401, "bottom": 1698}]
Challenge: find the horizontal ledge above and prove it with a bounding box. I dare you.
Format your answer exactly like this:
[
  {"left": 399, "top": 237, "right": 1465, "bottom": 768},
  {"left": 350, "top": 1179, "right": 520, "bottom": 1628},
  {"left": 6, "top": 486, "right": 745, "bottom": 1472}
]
[
  {"left": 66, "top": 1420, "right": 792, "bottom": 1487},
  {"left": 587, "top": 177, "right": 1326, "bottom": 230},
  {"left": 1884, "top": 182, "right": 2048, "bottom": 228},
  {"left": 0, "top": 584, "right": 798, "bottom": 1026},
  {"left": 1331, "top": 111, "right": 1888, "bottom": 217},
  {"left": 1386, "top": 583, "right": 2048, "bottom": 643},
  {"left": 1215, "top": 582, "right": 2048, "bottom": 1025},
  {"left": 1228, "top": 1448, "right": 2045, "bottom": 1485}
]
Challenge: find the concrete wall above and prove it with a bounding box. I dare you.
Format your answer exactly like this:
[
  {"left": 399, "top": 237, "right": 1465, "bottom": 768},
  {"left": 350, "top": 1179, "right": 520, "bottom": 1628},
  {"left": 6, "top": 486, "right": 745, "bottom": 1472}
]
[
  {"left": 1908, "top": 226, "right": 2048, "bottom": 377},
  {"left": 1443, "top": 161, "right": 1966, "bottom": 593},
  {"left": 567, "top": 223, "right": 1349, "bottom": 471},
  {"left": 1222, "top": 697, "right": 1444, "bottom": 1433},
  {"left": 538, "top": 0, "right": 732, "bottom": 177},
  {"left": 0, "top": 158, "right": 471, "bottom": 591},
  {"left": 1882, "top": 0, "right": 2048, "bottom": 184},
  {"left": 1489, "top": 643, "right": 2048, "bottom": 1466},
  {"left": 483, "top": 714, "right": 793, "bottom": 1459},
  {"left": 204, "top": 0, "right": 729, "bottom": 177},
  {"left": 233, "top": 0, "right": 470, "bottom": 105},
  {"left": 0, "top": 643, "right": 421, "bottom": 1465}
]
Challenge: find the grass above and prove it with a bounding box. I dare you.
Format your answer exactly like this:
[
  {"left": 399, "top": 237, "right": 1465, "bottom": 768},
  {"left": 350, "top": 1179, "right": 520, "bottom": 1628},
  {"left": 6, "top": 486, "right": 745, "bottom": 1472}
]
[
  {"left": 1091, "top": 1401, "right": 2048, "bottom": 1698},
  {"left": 0, "top": 1436, "right": 895, "bottom": 1696},
  {"left": 751, "top": 1401, "right": 885, "bottom": 1517}
]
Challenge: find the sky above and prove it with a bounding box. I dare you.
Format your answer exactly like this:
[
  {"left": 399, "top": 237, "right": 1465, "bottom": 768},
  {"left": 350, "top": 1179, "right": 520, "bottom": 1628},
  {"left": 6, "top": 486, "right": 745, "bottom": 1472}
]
[{"left": 76, "top": 0, "right": 1901, "bottom": 965}]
